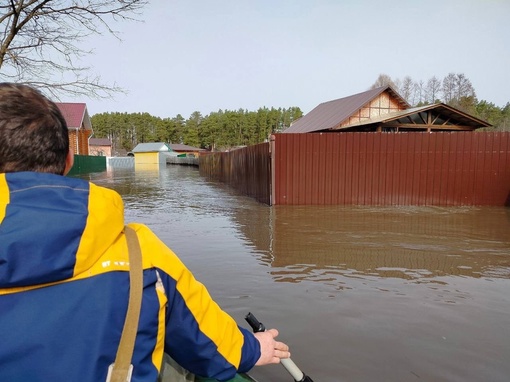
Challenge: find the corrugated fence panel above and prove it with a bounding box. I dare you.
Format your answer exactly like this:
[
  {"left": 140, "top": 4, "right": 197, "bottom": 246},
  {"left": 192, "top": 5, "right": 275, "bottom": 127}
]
[
  {"left": 198, "top": 132, "right": 510, "bottom": 206},
  {"left": 473, "top": 133, "right": 486, "bottom": 205},
  {"left": 501, "top": 133, "right": 510, "bottom": 204},
  {"left": 199, "top": 143, "right": 271, "bottom": 205},
  {"left": 273, "top": 132, "right": 510, "bottom": 206},
  {"left": 410, "top": 133, "right": 421, "bottom": 205},
  {"left": 67, "top": 155, "right": 106, "bottom": 176}
]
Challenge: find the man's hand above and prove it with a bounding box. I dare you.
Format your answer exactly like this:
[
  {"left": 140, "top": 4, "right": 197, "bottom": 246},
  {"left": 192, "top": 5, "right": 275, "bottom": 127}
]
[{"left": 254, "top": 328, "right": 291, "bottom": 366}]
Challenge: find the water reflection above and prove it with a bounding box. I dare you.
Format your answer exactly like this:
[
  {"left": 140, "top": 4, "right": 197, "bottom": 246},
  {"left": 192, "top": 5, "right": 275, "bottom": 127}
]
[
  {"left": 81, "top": 166, "right": 238, "bottom": 215},
  {"left": 230, "top": 200, "right": 510, "bottom": 285},
  {"left": 82, "top": 167, "right": 510, "bottom": 285}
]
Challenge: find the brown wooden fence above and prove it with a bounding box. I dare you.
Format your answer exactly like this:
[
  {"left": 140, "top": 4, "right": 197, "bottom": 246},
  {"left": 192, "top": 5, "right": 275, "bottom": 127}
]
[{"left": 199, "top": 132, "right": 510, "bottom": 206}]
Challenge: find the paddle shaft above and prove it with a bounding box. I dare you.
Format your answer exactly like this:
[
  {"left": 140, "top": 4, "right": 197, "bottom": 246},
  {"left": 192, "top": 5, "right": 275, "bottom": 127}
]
[{"left": 245, "top": 313, "right": 314, "bottom": 382}]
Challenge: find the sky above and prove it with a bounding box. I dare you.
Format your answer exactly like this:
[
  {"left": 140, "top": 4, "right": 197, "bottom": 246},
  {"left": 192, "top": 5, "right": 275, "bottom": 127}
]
[{"left": 76, "top": 0, "right": 510, "bottom": 119}]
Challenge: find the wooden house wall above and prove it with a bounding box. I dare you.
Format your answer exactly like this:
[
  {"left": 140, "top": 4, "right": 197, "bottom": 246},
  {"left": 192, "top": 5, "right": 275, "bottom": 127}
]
[
  {"left": 79, "top": 129, "right": 90, "bottom": 155},
  {"left": 68, "top": 128, "right": 91, "bottom": 156},
  {"left": 341, "top": 92, "right": 407, "bottom": 128},
  {"left": 273, "top": 132, "right": 510, "bottom": 206},
  {"left": 69, "top": 130, "right": 78, "bottom": 155}
]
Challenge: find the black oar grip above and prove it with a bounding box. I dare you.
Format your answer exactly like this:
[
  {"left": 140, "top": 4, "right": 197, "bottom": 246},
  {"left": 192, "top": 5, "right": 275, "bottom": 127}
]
[{"left": 245, "top": 312, "right": 266, "bottom": 333}]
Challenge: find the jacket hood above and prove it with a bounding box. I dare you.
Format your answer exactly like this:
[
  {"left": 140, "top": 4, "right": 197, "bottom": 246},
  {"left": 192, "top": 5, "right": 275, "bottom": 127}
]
[{"left": 0, "top": 172, "right": 125, "bottom": 288}]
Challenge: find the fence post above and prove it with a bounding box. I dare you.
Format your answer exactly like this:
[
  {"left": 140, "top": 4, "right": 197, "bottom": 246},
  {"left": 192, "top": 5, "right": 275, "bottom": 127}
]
[{"left": 270, "top": 134, "right": 276, "bottom": 206}]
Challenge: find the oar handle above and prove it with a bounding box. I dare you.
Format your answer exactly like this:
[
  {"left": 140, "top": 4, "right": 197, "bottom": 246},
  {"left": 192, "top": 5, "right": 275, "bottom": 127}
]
[
  {"left": 245, "top": 312, "right": 266, "bottom": 333},
  {"left": 245, "top": 312, "right": 314, "bottom": 382}
]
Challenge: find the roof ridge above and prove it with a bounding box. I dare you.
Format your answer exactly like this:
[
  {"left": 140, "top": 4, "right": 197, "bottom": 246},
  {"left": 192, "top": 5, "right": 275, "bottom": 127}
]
[{"left": 318, "top": 85, "right": 389, "bottom": 106}]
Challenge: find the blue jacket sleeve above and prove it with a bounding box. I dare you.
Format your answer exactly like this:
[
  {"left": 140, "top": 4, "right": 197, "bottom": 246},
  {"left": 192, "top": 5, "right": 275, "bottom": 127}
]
[
  {"left": 158, "top": 268, "right": 260, "bottom": 380},
  {"left": 135, "top": 223, "right": 261, "bottom": 380}
]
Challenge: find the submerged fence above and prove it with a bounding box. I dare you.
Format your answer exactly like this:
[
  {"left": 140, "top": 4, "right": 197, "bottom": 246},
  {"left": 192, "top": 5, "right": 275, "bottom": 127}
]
[
  {"left": 199, "top": 143, "right": 271, "bottom": 204},
  {"left": 68, "top": 155, "right": 107, "bottom": 176},
  {"left": 199, "top": 132, "right": 510, "bottom": 206}
]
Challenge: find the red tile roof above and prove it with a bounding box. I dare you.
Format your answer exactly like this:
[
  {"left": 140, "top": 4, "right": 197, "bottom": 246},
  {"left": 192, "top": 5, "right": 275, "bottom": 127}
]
[{"left": 56, "top": 103, "right": 90, "bottom": 129}]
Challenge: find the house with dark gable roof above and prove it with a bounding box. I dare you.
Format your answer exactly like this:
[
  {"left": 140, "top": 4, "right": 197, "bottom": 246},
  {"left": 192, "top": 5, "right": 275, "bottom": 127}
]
[
  {"left": 168, "top": 143, "right": 206, "bottom": 158},
  {"left": 56, "top": 103, "right": 93, "bottom": 155},
  {"left": 284, "top": 86, "right": 490, "bottom": 134},
  {"left": 89, "top": 138, "right": 112, "bottom": 157}
]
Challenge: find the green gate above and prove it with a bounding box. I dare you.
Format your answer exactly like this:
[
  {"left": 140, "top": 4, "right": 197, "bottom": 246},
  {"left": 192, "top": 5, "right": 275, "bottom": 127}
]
[{"left": 67, "top": 155, "right": 106, "bottom": 176}]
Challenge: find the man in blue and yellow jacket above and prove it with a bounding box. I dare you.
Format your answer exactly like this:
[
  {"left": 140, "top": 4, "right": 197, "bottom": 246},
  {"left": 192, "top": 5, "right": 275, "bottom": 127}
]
[{"left": 0, "top": 83, "right": 290, "bottom": 381}]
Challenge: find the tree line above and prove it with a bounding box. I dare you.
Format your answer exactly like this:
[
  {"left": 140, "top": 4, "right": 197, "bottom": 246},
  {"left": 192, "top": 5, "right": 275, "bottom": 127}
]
[
  {"left": 371, "top": 73, "right": 510, "bottom": 131},
  {"left": 92, "top": 72, "right": 509, "bottom": 154},
  {"left": 91, "top": 107, "right": 303, "bottom": 153},
  {"left": 3, "top": 3, "right": 508, "bottom": 152}
]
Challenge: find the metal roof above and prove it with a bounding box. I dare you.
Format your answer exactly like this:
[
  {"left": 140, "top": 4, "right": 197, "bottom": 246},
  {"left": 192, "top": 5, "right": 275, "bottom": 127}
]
[
  {"left": 56, "top": 103, "right": 92, "bottom": 130},
  {"left": 132, "top": 142, "right": 170, "bottom": 153},
  {"left": 168, "top": 143, "right": 205, "bottom": 151},
  {"left": 283, "top": 85, "right": 409, "bottom": 134},
  {"left": 89, "top": 138, "right": 112, "bottom": 146}
]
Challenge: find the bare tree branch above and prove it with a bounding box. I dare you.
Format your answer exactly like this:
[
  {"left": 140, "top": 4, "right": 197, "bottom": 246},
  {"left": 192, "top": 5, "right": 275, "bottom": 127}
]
[{"left": 0, "top": 0, "right": 148, "bottom": 99}]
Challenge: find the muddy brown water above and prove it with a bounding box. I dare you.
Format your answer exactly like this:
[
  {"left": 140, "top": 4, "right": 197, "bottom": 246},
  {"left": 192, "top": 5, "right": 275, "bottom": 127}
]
[{"left": 79, "top": 165, "right": 510, "bottom": 382}]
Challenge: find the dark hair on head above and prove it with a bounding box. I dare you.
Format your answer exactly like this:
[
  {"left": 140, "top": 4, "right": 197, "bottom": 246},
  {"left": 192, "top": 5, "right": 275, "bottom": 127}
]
[{"left": 0, "top": 83, "right": 69, "bottom": 174}]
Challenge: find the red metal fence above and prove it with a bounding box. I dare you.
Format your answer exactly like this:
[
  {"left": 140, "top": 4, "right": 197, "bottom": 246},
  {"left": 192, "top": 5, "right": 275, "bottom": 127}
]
[
  {"left": 199, "top": 132, "right": 510, "bottom": 206},
  {"left": 273, "top": 132, "right": 510, "bottom": 206},
  {"left": 199, "top": 143, "right": 271, "bottom": 205}
]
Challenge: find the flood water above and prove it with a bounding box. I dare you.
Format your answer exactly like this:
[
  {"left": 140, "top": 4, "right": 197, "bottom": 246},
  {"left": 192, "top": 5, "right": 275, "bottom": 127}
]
[{"left": 78, "top": 165, "right": 510, "bottom": 382}]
